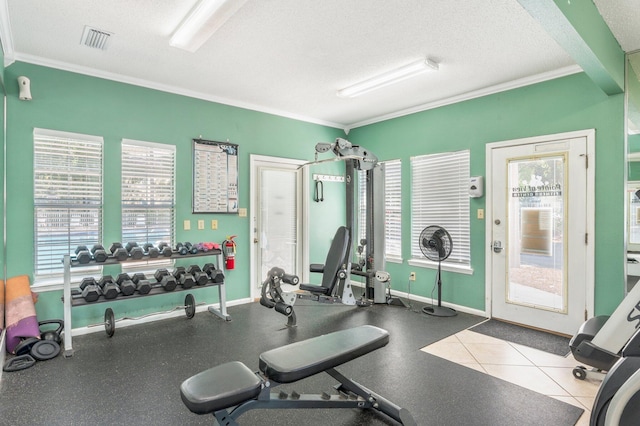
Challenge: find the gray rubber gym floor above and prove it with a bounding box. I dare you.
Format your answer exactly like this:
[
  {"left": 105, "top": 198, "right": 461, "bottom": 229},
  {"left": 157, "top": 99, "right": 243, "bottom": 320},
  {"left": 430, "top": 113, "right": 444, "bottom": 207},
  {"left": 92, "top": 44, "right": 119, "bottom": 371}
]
[{"left": 0, "top": 299, "right": 584, "bottom": 425}]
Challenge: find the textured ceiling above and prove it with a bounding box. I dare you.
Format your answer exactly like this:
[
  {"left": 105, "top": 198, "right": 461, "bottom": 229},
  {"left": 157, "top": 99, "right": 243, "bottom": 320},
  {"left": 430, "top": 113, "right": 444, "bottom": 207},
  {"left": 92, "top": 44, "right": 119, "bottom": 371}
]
[
  {"left": 593, "top": 0, "right": 640, "bottom": 82},
  {"left": 2, "top": 1, "right": 633, "bottom": 129}
]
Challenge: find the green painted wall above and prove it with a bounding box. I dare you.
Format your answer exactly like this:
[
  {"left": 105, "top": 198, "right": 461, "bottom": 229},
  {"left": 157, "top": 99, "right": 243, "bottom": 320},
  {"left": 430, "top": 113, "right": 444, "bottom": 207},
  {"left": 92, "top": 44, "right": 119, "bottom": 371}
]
[
  {"left": 349, "top": 72, "right": 625, "bottom": 315},
  {"left": 628, "top": 135, "right": 640, "bottom": 182},
  {"left": 4, "top": 61, "right": 345, "bottom": 327},
  {"left": 3, "top": 61, "right": 627, "bottom": 327}
]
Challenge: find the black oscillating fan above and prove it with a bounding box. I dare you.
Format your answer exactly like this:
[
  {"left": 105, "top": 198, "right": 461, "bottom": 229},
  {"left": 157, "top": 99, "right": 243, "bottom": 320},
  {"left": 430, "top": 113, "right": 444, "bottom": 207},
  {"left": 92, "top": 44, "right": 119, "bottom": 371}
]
[{"left": 419, "top": 225, "right": 457, "bottom": 317}]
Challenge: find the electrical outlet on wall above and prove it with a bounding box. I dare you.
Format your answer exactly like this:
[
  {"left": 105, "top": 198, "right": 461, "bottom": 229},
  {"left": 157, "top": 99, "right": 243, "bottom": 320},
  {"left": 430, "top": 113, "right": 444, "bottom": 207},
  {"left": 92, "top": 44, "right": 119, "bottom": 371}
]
[
  {"left": 409, "top": 272, "right": 416, "bottom": 281},
  {"left": 197, "top": 220, "right": 205, "bottom": 230},
  {"left": 183, "top": 220, "right": 191, "bottom": 230},
  {"left": 211, "top": 220, "right": 218, "bottom": 230}
]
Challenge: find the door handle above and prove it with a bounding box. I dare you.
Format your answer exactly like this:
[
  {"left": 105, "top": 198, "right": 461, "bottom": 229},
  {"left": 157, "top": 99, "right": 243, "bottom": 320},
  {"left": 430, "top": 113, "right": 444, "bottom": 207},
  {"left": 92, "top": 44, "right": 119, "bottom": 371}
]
[{"left": 492, "top": 240, "right": 503, "bottom": 253}]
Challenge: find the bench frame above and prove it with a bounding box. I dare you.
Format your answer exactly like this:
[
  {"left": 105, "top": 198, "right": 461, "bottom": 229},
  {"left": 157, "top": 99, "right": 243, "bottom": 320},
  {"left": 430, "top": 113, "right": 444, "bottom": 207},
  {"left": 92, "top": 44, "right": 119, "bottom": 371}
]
[{"left": 212, "top": 366, "right": 414, "bottom": 425}]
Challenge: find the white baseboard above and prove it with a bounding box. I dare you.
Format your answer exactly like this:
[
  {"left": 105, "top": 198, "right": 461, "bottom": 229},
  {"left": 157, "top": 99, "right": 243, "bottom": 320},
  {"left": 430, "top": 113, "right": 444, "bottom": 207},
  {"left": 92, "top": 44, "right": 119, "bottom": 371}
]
[
  {"left": 350, "top": 282, "right": 487, "bottom": 317},
  {"left": 71, "top": 298, "right": 253, "bottom": 337}
]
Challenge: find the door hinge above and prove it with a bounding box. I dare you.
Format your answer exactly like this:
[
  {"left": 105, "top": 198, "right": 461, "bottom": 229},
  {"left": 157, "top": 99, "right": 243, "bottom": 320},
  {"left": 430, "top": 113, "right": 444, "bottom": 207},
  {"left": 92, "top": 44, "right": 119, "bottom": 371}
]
[
  {"left": 585, "top": 309, "right": 588, "bottom": 321},
  {"left": 580, "top": 153, "right": 588, "bottom": 169},
  {"left": 585, "top": 233, "right": 588, "bottom": 244}
]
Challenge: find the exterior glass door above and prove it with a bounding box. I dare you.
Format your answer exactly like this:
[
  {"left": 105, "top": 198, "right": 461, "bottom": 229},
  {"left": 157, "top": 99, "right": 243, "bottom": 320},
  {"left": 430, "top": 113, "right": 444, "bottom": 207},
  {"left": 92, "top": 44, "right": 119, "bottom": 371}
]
[{"left": 507, "top": 155, "right": 566, "bottom": 312}]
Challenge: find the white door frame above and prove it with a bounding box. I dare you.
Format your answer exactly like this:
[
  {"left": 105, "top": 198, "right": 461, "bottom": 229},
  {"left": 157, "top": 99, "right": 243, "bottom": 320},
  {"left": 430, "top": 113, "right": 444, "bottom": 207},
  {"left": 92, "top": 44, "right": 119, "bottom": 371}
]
[
  {"left": 249, "top": 154, "right": 309, "bottom": 300},
  {"left": 484, "top": 129, "right": 596, "bottom": 323}
]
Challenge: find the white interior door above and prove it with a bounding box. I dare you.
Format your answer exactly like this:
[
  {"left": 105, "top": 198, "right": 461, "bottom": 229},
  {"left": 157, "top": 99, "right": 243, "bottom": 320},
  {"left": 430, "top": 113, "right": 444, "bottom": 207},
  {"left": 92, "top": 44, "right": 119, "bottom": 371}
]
[
  {"left": 250, "top": 155, "right": 307, "bottom": 299},
  {"left": 486, "top": 130, "right": 595, "bottom": 335}
]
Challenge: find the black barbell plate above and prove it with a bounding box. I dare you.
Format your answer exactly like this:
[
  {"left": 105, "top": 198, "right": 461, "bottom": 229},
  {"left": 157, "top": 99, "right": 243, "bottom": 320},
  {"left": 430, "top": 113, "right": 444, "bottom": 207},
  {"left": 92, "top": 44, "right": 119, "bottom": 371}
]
[
  {"left": 185, "top": 294, "right": 196, "bottom": 319},
  {"left": 14, "top": 337, "right": 40, "bottom": 356},
  {"left": 31, "top": 340, "right": 61, "bottom": 361},
  {"left": 105, "top": 308, "right": 115, "bottom": 338},
  {"left": 3, "top": 354, "right": 36, "bottom": 372}
]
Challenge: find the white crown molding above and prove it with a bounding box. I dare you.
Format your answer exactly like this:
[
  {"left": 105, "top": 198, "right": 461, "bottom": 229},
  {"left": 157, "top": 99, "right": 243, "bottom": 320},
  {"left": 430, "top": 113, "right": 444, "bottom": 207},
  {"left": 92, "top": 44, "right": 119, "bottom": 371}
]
[
  {"left": 12, "top": 52, "right": 347, "bottom": 130},
  {"left": 0, "top": 0, "right": 15, "bottom": 66},
  {"left": 347, "top": 64, "right": 584, "bottom": 130},
  {"left": 9, "top": 50, "right": 584, "bottom": 133}
]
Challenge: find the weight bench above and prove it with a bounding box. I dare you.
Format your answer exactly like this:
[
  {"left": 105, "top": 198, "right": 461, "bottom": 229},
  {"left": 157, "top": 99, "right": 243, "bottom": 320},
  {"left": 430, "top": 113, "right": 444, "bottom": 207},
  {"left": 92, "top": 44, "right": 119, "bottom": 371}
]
[{"left": 180, "top": 325, "right": 416, "bottom": 425}]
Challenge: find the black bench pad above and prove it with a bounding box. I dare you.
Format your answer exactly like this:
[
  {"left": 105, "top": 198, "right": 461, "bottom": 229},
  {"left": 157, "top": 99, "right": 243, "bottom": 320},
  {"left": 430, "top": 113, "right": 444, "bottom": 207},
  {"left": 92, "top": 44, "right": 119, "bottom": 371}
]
[
  {"left": 259, "top": 325, "right": 389, "bottom": 383},
  {"left": 180, "top": 361, "right": 262, "bottom": 414}
]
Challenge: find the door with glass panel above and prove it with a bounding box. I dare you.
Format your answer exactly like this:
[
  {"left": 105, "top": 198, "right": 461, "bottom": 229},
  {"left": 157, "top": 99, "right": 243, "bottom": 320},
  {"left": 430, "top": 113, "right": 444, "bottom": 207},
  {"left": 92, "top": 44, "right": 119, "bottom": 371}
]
[
  {"left": 488, "top": 133, "right": 593, "bottom": 335},
  {"left": 250, "top": 156, "right": 305, "bottom": 298}
]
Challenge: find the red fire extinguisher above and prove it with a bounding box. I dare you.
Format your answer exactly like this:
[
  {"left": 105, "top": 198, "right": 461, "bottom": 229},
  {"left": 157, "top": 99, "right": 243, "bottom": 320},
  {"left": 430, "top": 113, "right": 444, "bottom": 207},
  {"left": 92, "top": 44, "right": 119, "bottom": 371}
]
[{"left": 223, "top": 236, "right": 237, "bottom": 270}]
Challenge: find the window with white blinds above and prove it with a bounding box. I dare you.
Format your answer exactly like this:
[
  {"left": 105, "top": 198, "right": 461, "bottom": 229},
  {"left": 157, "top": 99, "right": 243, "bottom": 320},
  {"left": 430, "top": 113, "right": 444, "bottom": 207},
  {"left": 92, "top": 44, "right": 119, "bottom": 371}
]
[
  {"left": 121, "top": 140, "right": 176, "bottom": 250},
  {"left": 384, "top": 160, "right": 402, "bottom": 261},
  {"left": 34, "top": 129, "right": 103, "bottom": 277},
  {"left": 411, "top": 150, "right": 470, "bottom": 267},
  {"left": 357, "top": 160, "right": 402, "bottom": 262}
]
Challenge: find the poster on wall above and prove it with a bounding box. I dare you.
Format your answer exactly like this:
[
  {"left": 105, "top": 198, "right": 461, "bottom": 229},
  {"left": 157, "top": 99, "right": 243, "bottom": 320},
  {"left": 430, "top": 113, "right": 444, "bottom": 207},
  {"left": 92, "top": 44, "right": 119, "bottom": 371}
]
[{"left": 192, "top": 139, "right": 239, "bottom": 214}]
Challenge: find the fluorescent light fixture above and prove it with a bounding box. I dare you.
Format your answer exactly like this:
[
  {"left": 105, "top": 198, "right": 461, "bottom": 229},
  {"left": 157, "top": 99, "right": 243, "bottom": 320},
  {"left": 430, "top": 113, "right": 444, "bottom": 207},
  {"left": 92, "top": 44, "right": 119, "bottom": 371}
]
[
  {"left": 337, "top": 58, "right": 439, "bottom": 98},
  {"left": 170, "top": 0, "right": 248, "bottom": 53}
]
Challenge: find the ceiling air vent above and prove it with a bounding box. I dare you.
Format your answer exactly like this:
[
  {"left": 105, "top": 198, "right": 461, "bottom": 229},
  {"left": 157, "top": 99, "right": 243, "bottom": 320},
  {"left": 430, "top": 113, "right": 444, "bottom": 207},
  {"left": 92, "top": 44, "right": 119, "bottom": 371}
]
[{"left": 80, "top": 26, "right": 113, "bottom": 50}]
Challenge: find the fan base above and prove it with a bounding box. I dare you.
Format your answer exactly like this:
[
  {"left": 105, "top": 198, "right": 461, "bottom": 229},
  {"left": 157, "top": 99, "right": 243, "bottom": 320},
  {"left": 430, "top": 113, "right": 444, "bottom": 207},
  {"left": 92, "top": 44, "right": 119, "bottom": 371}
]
[{"left": 422, "top": 305, "right": 457, "bottom": 317}]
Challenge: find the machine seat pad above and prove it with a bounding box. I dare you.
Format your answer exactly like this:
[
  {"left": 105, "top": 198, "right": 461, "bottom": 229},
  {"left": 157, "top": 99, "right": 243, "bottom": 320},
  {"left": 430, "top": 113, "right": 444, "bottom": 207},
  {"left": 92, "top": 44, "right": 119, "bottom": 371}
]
[
  {"left": 180, "top": 361, "right": 262, "bottom": 414},
  {"left": 299, "top": 283, "right": 331, "bottom": 294},
  {"left": 259, "top": 325, "right": 389, "bottom": 383}
]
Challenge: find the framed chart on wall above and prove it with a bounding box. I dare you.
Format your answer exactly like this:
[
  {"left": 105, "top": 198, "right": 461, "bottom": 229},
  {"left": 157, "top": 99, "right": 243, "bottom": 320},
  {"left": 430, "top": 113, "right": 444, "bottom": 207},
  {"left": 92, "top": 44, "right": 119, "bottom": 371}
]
[{"left": 192, "top": 139, "right": 239, "bottom": 214}]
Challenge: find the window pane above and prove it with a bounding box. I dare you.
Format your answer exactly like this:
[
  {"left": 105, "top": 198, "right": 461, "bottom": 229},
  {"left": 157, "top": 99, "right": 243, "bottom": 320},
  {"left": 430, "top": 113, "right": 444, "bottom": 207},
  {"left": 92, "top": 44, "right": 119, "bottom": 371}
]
[
  {"left": 411, "top": 150, "right": 470, "bottom": 266},
  {"left": 384, "top": 160, "right": 402, "bottom": 259},
  {"left": 357, "top": 160, "right": 402, "bottom": 261},
  {"left": 122, "top": 140, "right": 176, "bottom": 249},
  {"left": 33, "top": 129, "right": 103, "bottom": 276}
]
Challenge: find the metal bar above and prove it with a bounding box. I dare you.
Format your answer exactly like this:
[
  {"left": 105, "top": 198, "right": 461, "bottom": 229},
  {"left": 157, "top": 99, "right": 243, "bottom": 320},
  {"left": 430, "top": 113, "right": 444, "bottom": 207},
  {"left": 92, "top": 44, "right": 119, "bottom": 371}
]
[{"left": 62, "top": 255, "right": 74, "bottom": 357}]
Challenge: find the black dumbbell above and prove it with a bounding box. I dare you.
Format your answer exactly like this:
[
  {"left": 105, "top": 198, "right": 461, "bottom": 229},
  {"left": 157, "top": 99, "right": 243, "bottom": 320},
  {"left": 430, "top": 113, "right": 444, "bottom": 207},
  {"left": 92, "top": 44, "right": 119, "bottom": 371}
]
[
  {"left": 91, "top": 244, "right": 108, "bottom": 263},
  {"left": 203, "top": 263, "right": 224, "bottom": 283},
  {"left": 98, "top": 275, "right": 120, "bottom": 299},
  {"left": 172, "top": 266, "right": 186, "bottom": 279},
  {"left": 116, "top": 273, "right": 136, "bottom": 296},
  {"left": 131, "top": 272, "right": 152, "bottom": 294},
  {"left": 80, "top": 277, "right": 101, "bottom": 302},
  {"left": 173, "top": 267, "right": 195, "bottom": 289},
  {"left": 125, "top": 242, "right": 144, "bottom": 260},
  {"left": 143, "top": 243, "right": 160, "bottom": 258},
  {"left": 175, "top": 243, "right": 188, "bottom": 255},
  {"left": 184, "top": 242, "right": 198, "bottom": 254},
  {"left": 75, "top": 245, "right": 91, "bottom": 264},
  {"left": 154, "top": 268, "right": 177, "bottom": 291},
  {"left": 109, "top": 243, "right": 129, "bottom": 261},
  {"left": 157, "top": 242, "right": 173, "bottom": 257},
  {"left": 187, "top": 265, "right": 208, "bottom": 286}
]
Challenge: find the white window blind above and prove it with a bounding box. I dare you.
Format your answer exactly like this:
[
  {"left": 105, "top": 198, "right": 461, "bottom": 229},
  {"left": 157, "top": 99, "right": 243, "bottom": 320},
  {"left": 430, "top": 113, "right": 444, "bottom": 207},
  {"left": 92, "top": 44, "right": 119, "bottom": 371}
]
[
  {"left": 384, "top": 160, "right": 402, "bottom": 261},
  {"left": 34, "top": 129, "right": 103, "bottom": 276},
  {"left": 357, "top": 160, "right": 402, "bottom": 261},
  {"left": 121, "top": 140, "right": 176, "bottom": 248},
  {"left": 411, "top": 150, "right": 470, "bottom": 266}
]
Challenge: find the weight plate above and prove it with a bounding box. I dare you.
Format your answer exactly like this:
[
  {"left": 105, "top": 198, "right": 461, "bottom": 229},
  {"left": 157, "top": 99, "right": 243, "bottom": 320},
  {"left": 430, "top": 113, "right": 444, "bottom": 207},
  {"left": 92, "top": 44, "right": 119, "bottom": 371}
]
[
  {"left": 105, "top": 308, "right": 115, "bottom": 338},
  {"left": 31, "top": 340, "right": 61, "bottom": 361},
  {"left": 185, "top": 293, "right": 196, "bottom": 319},
  {"left": 3, "top": 354, "right": 36, "bottom": 372},
  {"left": 14, "top": 337, "right": 40, "bottom": 356}
]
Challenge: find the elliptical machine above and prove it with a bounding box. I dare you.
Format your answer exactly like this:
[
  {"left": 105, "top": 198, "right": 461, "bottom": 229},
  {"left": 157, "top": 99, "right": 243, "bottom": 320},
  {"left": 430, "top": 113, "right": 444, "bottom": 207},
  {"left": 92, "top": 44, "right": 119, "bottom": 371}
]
[
  {"left": 569, "top": 281, "right": 640, "bottom": 381},
  {"left": 589, "top": 327, "right": 640, "bottom": 425}
]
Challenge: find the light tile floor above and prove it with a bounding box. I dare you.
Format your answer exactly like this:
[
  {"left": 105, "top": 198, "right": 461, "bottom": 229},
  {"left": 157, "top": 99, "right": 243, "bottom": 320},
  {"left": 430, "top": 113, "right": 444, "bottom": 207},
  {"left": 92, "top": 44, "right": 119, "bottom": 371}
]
[{"left": 421, "top": 329, "right": 601, "bottom": 426}]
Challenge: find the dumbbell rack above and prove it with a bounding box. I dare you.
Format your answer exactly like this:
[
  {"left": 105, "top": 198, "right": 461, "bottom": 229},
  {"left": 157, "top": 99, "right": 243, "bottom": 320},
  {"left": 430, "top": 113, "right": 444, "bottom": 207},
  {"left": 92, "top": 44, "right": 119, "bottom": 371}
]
[{"left": 62, "top": 249, "right": 230, "bottom": 357}]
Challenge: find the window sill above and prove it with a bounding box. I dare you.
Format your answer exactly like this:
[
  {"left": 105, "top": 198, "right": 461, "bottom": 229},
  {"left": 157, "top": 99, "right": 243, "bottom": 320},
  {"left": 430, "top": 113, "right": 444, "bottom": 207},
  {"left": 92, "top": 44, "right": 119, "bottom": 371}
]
[
  {"left": 407, "top": 258, "right": 473, "bottom": 275},
  {"left": 385, "top": 256, "right": 403, "bottom": 264}
]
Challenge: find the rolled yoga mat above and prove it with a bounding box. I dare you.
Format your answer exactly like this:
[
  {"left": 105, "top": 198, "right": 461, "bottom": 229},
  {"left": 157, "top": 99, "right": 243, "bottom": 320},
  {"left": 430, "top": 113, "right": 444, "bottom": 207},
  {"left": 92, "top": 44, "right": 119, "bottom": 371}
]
[{"left": 5, "top": 275, "right": 39, "bottom": 354}]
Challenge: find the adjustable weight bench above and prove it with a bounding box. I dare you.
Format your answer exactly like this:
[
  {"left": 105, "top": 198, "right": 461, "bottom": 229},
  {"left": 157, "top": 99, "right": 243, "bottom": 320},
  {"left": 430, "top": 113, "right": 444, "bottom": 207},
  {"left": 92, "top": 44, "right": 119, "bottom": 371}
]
[{"left": 180, "top": 325, "right": 416, "bottom": 425}]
